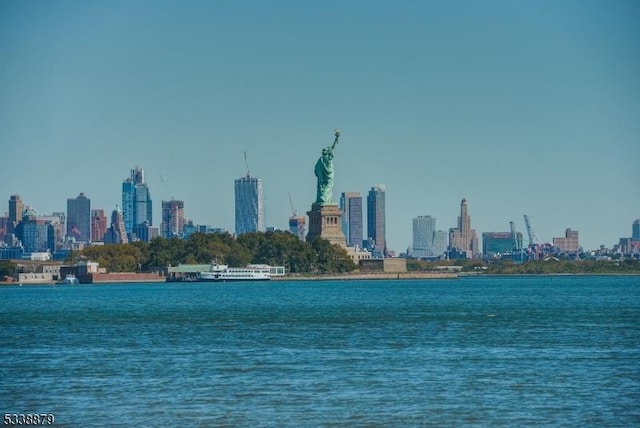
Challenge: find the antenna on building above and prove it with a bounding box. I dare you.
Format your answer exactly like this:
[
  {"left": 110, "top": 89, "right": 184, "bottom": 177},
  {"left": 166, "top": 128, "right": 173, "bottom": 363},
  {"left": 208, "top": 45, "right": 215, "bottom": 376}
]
[{"left": 244, "top": 151, "right": 251, "bottom": 178}]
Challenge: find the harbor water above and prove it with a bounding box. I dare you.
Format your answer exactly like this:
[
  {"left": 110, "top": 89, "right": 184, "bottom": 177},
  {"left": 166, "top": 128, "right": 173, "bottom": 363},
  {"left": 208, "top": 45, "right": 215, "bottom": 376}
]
[{"left": 1, "top": 276, "right": 639, "bottom": 426}]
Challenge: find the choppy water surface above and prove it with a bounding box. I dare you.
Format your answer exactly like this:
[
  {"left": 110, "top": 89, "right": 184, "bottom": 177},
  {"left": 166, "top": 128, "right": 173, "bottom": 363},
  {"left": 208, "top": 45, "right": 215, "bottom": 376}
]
[{"left": 1, "top": 276, "right": 639, "bottom": 426}]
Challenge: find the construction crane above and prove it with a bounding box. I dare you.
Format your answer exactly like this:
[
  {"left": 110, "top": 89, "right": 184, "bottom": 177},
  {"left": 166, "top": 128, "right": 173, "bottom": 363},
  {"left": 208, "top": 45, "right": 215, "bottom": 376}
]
[
  {"left": 288, "top": 193, "right": 297, "bottom": 217},
  {"left": 523, "top": 214, "right": 543, "bottom": 246},
  {"left": 524, "top": 214, "right": 547, "bottom": 260},
  {"left": 510, "top": 221, "right": 524, "bottom": 263}
]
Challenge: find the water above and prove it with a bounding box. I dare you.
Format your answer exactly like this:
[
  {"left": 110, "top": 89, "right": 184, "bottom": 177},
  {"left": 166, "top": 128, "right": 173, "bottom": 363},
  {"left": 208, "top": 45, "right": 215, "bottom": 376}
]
[{"left": 1, "top": 276, "right": 639, "bottom": 426}]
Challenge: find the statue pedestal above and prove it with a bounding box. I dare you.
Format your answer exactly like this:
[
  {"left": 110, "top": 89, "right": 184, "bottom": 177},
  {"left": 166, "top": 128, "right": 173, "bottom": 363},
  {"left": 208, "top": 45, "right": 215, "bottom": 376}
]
[{"left": 306, "top": 204, "right": 346, "bottom": 248}]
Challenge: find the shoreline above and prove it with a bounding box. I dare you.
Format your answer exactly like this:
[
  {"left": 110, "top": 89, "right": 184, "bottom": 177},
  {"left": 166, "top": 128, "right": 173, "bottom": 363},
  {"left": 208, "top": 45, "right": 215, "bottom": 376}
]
[{"left": 3, "top": 271, "right": 639, "bottom": 286}]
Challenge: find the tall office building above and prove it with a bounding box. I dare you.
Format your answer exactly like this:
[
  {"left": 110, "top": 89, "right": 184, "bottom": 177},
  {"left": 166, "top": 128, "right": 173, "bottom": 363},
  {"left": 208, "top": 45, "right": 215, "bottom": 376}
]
[
  {"left": 367, "top": 185, "right": 386, "bottom": 258},
  {"left": 161, "top": 199, "right": 184, "bottom": 238},
  {"left": 633, "top": 219, "right": 640, "bottom": 241},
  {"left": 67, "top": 193, "right": 91, "bottom": 243},
  {"left": 413, "top": 215, "right": 436, "bottom": 258},
  {"left": 235, "top": 176, "right": 264, "bottom": 235},
  {"left": 8, "top": 194, "right": 23, "bottom": 235},
  {"left": 91, "top": 209, "right": 108, "bottom": 242},
  {"left": 448, "top": 198, "right": 479, "bottom": 259},
  {"left": 340, "top": 192, "right": 363, "bottom": 248},
  {"left": 122, "top": 166, "right": 152, "bottom": 236}
]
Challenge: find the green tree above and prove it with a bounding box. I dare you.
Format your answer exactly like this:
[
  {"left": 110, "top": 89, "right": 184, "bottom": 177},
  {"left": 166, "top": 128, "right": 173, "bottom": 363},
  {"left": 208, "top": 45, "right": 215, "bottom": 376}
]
[{"left": 0, "top": 260, "right": 16, "bottom": 279}]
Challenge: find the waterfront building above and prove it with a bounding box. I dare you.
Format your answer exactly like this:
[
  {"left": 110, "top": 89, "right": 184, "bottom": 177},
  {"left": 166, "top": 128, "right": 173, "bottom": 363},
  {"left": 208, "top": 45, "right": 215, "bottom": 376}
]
[
  {"left": 67, "top": 193, "right": 91, "bottom": 243},
  {"left": 448, "top": 198, "right": 479, "bottom": 259},
  {"left": 235, "top": 176, "right": 264, "bottom": 235},
  {"left": 161, "top": 199, "right": 184, "bottom": 238},
  {"left": 8, "top": 194, "right": 23, "bottom": 235},
  {"left": 122, "top": 166, "right": 153, "bottom": 237},
  {"left": 340, "top": 192, "right": 363, "bottom": 248},
  {"left": 413, "top": 216, "right": 449, "bottom": 259},
  {"left": 367, "top": 185, "right": 386, "bottom": 258},
  {"left": 553, "top": 228, "right": 580, "bottom": 254},
  {"left": 91, "top": 209, "right": 108, "bottom": 243},
  {"left": 482, "top": 232, "right": 515, "bottom": 257}
]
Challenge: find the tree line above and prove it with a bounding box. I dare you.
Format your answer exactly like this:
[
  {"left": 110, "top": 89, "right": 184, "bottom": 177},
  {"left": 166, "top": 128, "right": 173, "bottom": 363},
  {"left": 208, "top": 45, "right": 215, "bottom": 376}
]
[
  {"left": 406, "top": 258, "right": 640, "bottom": 274},
  {"left": 71, "top": 231, "right": 356, "bottom": 274}
]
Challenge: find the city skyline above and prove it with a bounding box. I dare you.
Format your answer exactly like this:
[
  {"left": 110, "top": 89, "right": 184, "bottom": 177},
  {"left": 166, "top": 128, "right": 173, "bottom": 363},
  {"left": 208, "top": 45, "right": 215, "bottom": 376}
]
[{"left": 1, "top": 1, "right": 638, "bottom": 251}]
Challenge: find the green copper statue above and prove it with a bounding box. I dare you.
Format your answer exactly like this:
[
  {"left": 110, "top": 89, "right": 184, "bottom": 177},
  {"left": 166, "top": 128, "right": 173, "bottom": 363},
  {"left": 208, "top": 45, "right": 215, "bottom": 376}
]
[{"left": 314, "top": 130, "right": 340, "bottom": 205}]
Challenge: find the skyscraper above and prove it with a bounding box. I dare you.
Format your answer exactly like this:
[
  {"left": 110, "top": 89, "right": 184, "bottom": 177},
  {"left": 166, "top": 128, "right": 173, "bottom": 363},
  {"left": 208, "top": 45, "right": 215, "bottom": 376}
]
[
  {"left": 67, "top": 193, "right": 91, "bottom": 243},
  {"left": 340, "top": 192, "right": 363, "bottom": 248},
  {"left": 235, "top": 176, "right": 264, "bottom": 235},
  {"left": 633, "top": 219, "right": 640, "bottom": 241},
  {"left": 91, "top": 209, "right": 108, "bottom": 242},
  {"left": 367, "top": 185, "right": 386, "bottom": 258},
  {"left": 448, "top": 198, "right": 479, "bottom": 259},
  {"left": 413, "top": 215, "right": 436, "bottom": 258},
  {"left": 161, "top": 199, "right": 184, "bottom": 238},
  {"left": 8, "top": 194, "right": 23, "bottom": 235},
  {"left": 104, "top": 206, "right": 128, "bottom": 244},
  {"left": 122, "top": 166, "right": 152, "bottom": 236}
]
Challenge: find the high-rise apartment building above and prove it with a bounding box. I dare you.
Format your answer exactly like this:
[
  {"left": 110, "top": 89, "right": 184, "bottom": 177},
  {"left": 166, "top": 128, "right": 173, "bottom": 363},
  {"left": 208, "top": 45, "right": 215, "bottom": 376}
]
[
  {"left": 122, "top": 166, "right": 152, "bottom": 236},
  {"left": 8, "top": 194, "right": 23, "bottom": 235},
  {"left": 553, "top": 228, "right": 579, "bottom": 253},
  {"left": 67, "top": 193, "right": 91, "bottom": 243},
  {"left": 633, "top": 219, "right": 640, "bottom": 241},
  {"left": 413, "top": 215, "right": 436, "bottom": 258},
  {"left": 235, "top": 176, "right": 264, "bottom": 235},
  {"left": 161, "top": 199, "right": 184, "bottom": 238},
  {"left": 448, "top": 198, "right": 479, "bottom": 259},
  {"left": 367, "top": 185, "right": 386, "bottom": 258},
  {"left": 91, "top": 209, "right": 108, "bottom": 242},
  {"left": 340, "top": 192, "right": 363, "bottom": 248}
]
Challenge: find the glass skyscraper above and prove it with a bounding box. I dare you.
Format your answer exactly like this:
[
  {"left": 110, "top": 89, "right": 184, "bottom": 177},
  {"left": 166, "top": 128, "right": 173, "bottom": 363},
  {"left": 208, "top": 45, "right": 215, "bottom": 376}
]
[
  {"left": 122, "top": 166, "right": 152, "bottom": 238},
  {"left": 340, "top": 192, "right": 363, "bottom": 248},
  {"left": 413, "top": 215, "right": 436, "bottom": 258},
  {"left": 235, "top": 176, "right": 264, "bottom": 235},
  {"left": 367, "top": 185, "right": 386, "bottom": 258}
]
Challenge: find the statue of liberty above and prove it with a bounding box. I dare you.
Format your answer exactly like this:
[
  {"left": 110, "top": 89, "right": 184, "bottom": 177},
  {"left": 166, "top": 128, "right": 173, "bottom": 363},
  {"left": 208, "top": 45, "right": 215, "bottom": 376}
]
[{"left": 314, "top": 130, "right": 340, "bottom": 205}]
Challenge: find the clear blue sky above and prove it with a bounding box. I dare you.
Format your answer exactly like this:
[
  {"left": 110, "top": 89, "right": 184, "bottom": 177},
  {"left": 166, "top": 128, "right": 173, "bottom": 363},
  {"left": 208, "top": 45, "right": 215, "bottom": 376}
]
[{"left": 1, "top": 0, "right": 638, "bottom": 252}]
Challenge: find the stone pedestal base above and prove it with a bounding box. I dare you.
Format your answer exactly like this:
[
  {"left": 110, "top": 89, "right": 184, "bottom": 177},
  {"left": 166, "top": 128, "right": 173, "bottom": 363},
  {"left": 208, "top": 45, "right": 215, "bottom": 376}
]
[{"left": 306, "top": 204, "right": 346, "bottom": 248}]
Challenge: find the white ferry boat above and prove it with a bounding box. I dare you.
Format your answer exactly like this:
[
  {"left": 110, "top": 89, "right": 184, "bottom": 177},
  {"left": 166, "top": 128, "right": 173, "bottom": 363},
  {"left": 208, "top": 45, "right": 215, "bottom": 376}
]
[
  {"left": 63, "top": 274, "right": 79, "bottom": 284},
  {"left": 198, "top": 264, "right": 272, "bottom": 282}
]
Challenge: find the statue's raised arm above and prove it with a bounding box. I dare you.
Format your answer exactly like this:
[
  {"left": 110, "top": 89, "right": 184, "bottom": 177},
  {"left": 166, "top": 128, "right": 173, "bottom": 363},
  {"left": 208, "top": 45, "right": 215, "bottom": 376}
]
[{"left": 329, "top": 130, "right": 340, "bottom": 153}]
